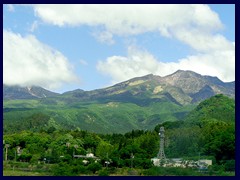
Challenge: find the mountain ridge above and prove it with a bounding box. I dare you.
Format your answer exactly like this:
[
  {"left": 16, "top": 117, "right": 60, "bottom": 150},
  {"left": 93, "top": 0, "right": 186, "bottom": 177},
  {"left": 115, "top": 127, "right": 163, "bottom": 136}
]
[
  {"left": 3, "top": 70, "right": 235, "bottom": 105},
  {"left": 3, "top": 70, "right": 235, "bottom": 134},
  {"left": 64, "top": 70, "right": 234, "bottom": 105},
  {"left": 3, "top": 84, "right": 59, "bottom": 100}
]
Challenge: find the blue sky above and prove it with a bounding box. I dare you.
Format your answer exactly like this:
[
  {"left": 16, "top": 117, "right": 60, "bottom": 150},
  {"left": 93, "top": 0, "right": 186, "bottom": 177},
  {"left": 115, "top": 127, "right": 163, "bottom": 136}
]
[{"left": 3, "top": 4, "right": 235, "bottom": 93}]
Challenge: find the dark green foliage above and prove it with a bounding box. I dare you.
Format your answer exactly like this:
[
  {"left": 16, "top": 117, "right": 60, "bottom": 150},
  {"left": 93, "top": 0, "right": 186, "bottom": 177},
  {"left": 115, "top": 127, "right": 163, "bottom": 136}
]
[
  {"left": 47, "top": 126, "right": 57, "bottom": 133},
  {"left": 3, "top": 93, "right": 195, "bottom": 134},
  {"left": 52, "top": 162, "right": 75, "bottom": 176},
  {"left": 3, "top": 94, "right": 235, "bottom": 175},
  {"left": 154, "top": 120, "right": 184, "bottom": 132},
  {"left": 4, "top": 112, "right": 51, "bottom": 133},
  {"left": 98, "top": 169, "right": 109, "bottom": 176},
  {"left": 156, "top": 95, "right": 235, "bottom": 164},
  {"left": 143, "top": 166, "right": 201, "bottom": 176},
  {"left": 185, "top": 94, "right": 235, "bottom": 126},
  {"left": 201, "top": 122, "right": 235, "bottom": 162},
  {"left": 17, "top": 153, "right": 32, "bottom": 162},
  {"left": 87, "top": 162, "right": 102, "bottom": 174},
  {"left": 224, "top": 160, "right": 235, "bottom": 171},
  {"left": 60, "top": 154, "right": 73, "bottom": 163},
  {"left": 133, "top": 158, "right": 153, "bottom": 169}
]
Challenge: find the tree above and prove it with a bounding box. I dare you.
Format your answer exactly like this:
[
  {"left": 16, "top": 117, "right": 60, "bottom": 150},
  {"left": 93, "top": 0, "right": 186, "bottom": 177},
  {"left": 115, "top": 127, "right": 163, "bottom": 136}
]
[
  {"left": 96, "top": 140, "right": 113, "bottom": 159},
  {"left": 87, "top": 162, "right": 102, "bottom": 174},
  {"left": 224, "top": 160, "right": 235, "bottom": 171},
  {"left": 52, "top": 162, "right": 75, "bottom": 176},
  {"left": 201, "top": 121, "right": 235, "bottom": 162}
]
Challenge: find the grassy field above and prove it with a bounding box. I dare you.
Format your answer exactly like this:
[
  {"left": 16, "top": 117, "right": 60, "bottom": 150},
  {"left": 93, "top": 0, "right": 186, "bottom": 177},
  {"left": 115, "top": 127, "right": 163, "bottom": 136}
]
[
  {"left": 4, "top": 168, "right": 235, "bottom": 176},
  {"left": 3, "top": 169, "right": 51, "bottom": 176},
  {"left": 3, "top": 161, "right": 53, "bottom": 176}
]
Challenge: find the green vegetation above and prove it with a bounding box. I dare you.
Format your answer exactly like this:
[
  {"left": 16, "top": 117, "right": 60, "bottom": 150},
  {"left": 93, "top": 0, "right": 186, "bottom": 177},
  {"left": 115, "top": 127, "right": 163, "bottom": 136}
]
[
  {"left": 3, "top": 94, "right": 235, "bottom": 176},
  {"left": 185, "top": 94, "right": 235, "bottom": 126},
  {"left": 3, "top": 97, "right": 194, "bottom": 134}
]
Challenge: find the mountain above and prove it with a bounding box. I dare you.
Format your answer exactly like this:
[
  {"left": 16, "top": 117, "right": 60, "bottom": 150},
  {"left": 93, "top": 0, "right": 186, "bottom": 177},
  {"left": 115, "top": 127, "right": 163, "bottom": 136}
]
[
  {"left": 3, "top": 70, "right": 234, "bottom": 104},
  {"left": 3, "top": 70, "right": 235, "bottom": 134},
  {"left": 62, "top": 70, "right": 234, "bottom": 105},
  {"left": 190, "top": 85, "right": 215, "bottom": 103},
  {"left": 3, "top": 84, "right": 59, "bottom": 100},
  {"left": 162, "top": 70, "right": 235, "bottom": 98}
]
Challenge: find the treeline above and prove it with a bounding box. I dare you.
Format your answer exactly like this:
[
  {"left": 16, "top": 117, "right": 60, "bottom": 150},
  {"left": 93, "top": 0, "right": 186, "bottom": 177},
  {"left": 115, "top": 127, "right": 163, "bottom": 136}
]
[
  {"left": 3, "top": 121, "right": 235, "bottom": 174},
  {"left": 3, "top": 94, "right": 235, "bottom": 175}
]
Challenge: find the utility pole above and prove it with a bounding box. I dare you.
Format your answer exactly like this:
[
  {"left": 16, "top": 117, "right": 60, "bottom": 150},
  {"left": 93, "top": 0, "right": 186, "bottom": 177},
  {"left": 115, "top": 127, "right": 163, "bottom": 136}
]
[
  {"left": 73, "top": 145, "right": 78, "bottom": 158},
  {"left": 15, "top": 149, "right": 17, "bottom": 162},
  {"left": 105, "top": 152, "right": 109, "bottom": 168},
  {"left": 107, "top": 153, "right": 108, "bottom": 168},
  {"left": 198, "top": 152, "right": 200, "bottom": 166},
  {"left": 5, "top": 144, "right": 10, "bottom": 161},
  {"left": 3, "top": 140, "right": 5, "bottom": 160},
  {"left": 131, "top": 153, "right": 134, "bottom": 168}
]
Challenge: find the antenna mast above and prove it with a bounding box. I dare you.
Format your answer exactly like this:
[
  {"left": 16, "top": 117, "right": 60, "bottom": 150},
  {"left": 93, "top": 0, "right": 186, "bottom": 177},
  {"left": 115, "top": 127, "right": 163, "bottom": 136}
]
[{"left": 157, "top": 126, "right": 166, "bottom": 160}]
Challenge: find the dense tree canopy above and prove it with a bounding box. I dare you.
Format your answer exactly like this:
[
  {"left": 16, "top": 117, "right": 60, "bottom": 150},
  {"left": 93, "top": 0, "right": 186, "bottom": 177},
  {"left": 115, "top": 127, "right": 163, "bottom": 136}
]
[{"left": 3, "top": 95, "right": 235, "bottom": 175}]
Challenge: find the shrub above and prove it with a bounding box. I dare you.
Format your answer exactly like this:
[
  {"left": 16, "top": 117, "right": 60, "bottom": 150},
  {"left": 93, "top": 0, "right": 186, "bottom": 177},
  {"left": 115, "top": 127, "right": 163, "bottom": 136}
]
[
  {"left": 52, "top": 162, "right": 75, "bottom": 176},
  {"left": 87, "top": 162, "right": 102, "bottom": 174},
  {"left": 98, "top": 169, "right": 109, "bottom": 176},
  {"left": 224, "top": 160, "right": 235, "bottom": 171}
]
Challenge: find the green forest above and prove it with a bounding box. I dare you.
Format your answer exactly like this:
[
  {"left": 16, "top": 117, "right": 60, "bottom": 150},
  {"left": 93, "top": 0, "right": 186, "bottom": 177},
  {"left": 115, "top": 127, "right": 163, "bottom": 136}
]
[{"left": 3, "top": 94, "right": 235, "bottom": 176}]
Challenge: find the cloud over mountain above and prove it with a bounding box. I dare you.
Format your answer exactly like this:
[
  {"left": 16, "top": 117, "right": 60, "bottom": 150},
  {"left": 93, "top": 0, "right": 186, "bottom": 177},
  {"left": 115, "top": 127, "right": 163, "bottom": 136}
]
[
  {"left": 97, "top": 44, "right": 234, "bottom": 84},
  {"left": 31, "top": 4, "right": 223, "bottom": 49},
  {"left": 4, "top": 5, "right": 234, "bottom": 90},
  {"left": 3, "top": 30, "right": 79, "bottom": 90},
  {"left": 31, "top": 4, "right": 234, "bottom": 83},
  {"left": 32, "top": 5, "right": 222, "bottom": 35}
]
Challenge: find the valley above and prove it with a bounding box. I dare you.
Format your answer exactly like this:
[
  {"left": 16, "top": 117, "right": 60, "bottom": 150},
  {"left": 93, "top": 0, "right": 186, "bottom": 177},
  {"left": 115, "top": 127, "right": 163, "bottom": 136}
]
[
  {"left": 3, "top": 70, "right": 235, "bottom": 176},
  {"left": 3, "top": 70, "right": 235, "bottom": 134}
]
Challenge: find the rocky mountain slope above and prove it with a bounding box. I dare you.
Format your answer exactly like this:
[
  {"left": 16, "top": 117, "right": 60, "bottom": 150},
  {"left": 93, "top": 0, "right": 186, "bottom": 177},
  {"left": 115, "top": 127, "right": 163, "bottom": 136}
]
[
  {"left": 62, "top": 70, "right": 235, "bottom": 105},
  {"left": 3, "top": 85, "right": 59, "bottom": 100},
  {"left": 3, "top": 70, "right": 235, "bottom": 134},
  {"left": 3, "top": 70, "right": 235, "bottom": 105}
]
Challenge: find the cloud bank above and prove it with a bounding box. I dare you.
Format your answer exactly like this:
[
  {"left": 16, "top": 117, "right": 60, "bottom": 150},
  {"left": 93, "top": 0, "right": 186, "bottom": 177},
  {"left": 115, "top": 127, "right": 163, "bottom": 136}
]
[
  {"left": 31, "top": 4, "right": 235, "bottom": 83},
  {"left": 97, "top": 45, "right": 234, "bottom": 84},
  {"left": 4, "top": 4, "right": 234, "bottom": 90},
  {"left": 3, "top": 30, "right": 79, "bottom": 90}
]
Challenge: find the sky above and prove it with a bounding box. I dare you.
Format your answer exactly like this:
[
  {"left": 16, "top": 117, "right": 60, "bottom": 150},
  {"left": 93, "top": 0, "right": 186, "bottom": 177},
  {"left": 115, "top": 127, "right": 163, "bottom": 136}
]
[{"left": 3, "top": 4, "right": 235, "bottom": 93}]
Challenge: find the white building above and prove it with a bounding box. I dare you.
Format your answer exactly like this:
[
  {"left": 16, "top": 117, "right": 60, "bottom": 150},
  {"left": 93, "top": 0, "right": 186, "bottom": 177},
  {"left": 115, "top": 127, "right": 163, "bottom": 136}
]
[
  {"left": 198, "top": 159, "right": 212, "bottom": 166},
  {"left": 151, "top": 157, "right": 212, "bottom": 168}
]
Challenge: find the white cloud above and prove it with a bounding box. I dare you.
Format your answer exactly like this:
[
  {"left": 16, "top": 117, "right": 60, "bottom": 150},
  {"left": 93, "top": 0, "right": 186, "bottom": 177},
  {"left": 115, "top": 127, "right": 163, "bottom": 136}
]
[
  {"left": 97, "top": 46, "right": 160, "bottom": 84},
  {"left": 7, "top": 4, "right": 15, "bottom": 12},
  {"left": 31, "top": 4, "right": 222, "bottom": 31},
  {"left": 92, "top": 31, "right": 115, "bottom": 45},
  {"left": 174, "top": 28, "right": 233, "bottom": 53},
  {"left": 29, "top": 4, "right": 234, "bottom": 83},
  {"left": 97, "top": 44, "right": 235, "bottom": 84},
  {"left": 3, "top": 30, "right": 79, "bottom": 90},
  {"left": 31, "top": 4, "right": 223, "bottom": 49}
]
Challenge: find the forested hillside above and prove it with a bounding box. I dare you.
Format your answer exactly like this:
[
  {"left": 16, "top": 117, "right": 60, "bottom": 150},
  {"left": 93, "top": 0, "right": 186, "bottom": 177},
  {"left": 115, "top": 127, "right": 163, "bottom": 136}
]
[
  {"left": 3, "top": 95, "right": 235, "bottom": 176},
  {"left": 3, "top": 70, "right": 235, "bottom": 134},
  {"left": 3, "top": 99, "right": 194, "bottom": 134}
]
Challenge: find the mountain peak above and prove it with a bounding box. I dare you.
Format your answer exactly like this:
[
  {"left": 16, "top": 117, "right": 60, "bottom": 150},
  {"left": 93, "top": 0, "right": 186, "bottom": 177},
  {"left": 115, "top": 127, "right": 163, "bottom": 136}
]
[
  {"left": 3, "top": 70, "right": 235, "bottom": 102},
  {"left": 173, "top": 69, "right": 189, "bottom": 74},
  {"left": 3, "top": 84, "right": 59, "bottom": 100},
  {"left": 161, "top": 70, "right": 231, "bottom": 95},
  {"left": 168, "top": 70, "right": 201, "bottom": 78}
]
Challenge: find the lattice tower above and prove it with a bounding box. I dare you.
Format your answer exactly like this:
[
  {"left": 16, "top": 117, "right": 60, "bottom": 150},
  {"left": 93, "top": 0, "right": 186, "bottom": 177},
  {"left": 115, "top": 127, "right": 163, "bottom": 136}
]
[{"left": 157, "top": 126, "right": 166, "bottom": 159}]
